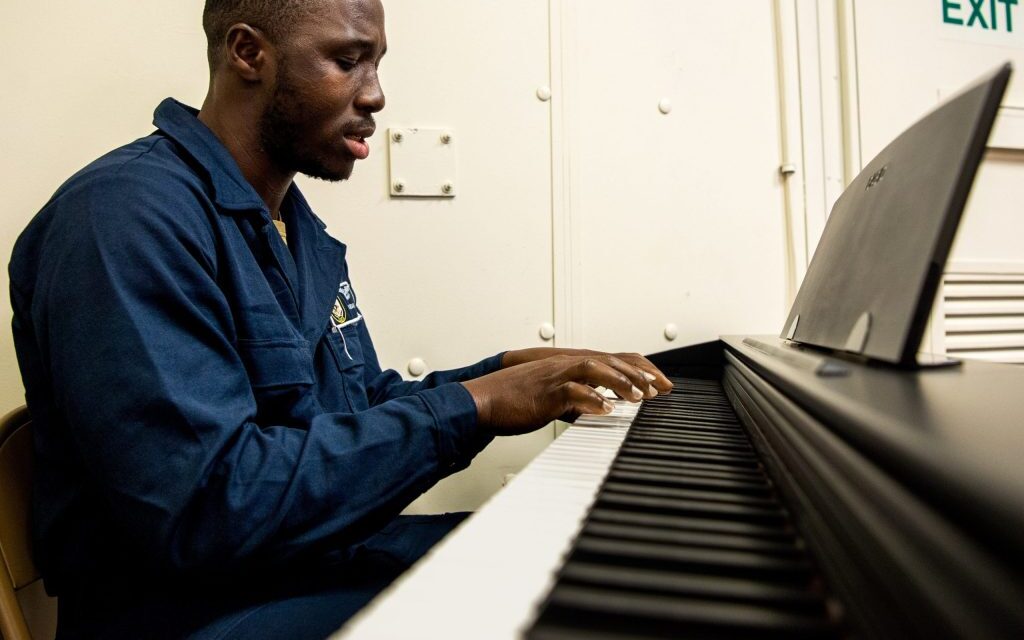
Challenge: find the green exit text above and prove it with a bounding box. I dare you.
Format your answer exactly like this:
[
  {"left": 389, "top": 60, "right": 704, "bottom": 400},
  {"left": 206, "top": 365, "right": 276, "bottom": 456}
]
[{"left": 943, "top": 0, "right": 1019, "bottom": 32}]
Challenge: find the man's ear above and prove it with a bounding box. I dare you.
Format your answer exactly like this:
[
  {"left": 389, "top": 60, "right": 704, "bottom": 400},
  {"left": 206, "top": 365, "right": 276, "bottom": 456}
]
[{"left": 222, "top": 23, "right": 272, "bottom": 82}]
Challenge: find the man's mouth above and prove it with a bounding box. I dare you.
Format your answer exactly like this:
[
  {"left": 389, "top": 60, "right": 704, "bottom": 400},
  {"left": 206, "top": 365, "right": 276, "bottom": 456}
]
[
  {"left": 343, "top": 125, "right": 375, "bottom": 160},
  {"left": 343, "top": 135, "right": 370, "bottom": 160}
]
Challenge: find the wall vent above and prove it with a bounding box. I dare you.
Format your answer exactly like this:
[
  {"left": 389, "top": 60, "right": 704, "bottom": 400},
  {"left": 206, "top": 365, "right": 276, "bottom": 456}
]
[{"left": 941, "top": 266, "right": 1024, "bottom": 364}]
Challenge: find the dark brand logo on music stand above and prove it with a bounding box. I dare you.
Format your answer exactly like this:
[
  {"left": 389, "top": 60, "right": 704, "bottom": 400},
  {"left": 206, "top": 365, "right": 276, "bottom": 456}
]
[{"left": 866, "top": 164, "right": 888, "bottom": 190}]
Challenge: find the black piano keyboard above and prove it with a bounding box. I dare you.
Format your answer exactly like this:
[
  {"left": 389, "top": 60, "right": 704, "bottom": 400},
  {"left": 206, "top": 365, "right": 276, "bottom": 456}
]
[{"left": 527, "top": 378, "right": 839, "bottom": 639}]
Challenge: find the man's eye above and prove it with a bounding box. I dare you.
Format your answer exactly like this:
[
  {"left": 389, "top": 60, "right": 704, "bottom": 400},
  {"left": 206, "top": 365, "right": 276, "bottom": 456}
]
[{"left": 336, "top": 58, "right": 357, "bottom": 71}]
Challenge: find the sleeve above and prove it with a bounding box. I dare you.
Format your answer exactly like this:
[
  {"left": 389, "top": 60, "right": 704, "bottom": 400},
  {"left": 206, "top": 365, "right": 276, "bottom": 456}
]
[
  {"left": 354, "top": 316, "right": 505, "bottom": 407},
  {"left": 33, "top": 173, "right": 485, "bottom": 575}
]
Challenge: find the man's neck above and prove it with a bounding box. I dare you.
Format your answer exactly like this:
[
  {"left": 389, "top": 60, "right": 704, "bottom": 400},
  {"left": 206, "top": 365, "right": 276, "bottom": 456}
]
[{"left": 197, "top": 96, "right": 295, "bottom": 218}]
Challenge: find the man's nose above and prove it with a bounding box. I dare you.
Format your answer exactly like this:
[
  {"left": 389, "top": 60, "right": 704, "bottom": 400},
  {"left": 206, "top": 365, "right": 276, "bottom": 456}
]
[{"left": 356, "top": 69, "right": 385, "bottom": 113}]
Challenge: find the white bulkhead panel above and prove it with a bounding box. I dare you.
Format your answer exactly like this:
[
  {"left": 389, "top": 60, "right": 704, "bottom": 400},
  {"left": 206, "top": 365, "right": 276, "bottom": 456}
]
[
  {"left": 564, "top": 0, "right": 791, "bottom": 353},
  {"left": 852, "top": 0, "right": 1024, "bottom": 264}
]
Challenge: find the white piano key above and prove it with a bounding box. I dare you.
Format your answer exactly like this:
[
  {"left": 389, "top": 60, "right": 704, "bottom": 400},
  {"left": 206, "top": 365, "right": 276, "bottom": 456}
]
[{"left": 332, "top": 402, "right": 639, "bottom": 640}]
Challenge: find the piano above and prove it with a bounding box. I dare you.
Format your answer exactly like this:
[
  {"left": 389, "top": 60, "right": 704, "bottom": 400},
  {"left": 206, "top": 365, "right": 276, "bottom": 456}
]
[
  {"left": 334, "top": 65, "right": 1024, "bottom": 638},
  {"left": 334, "top": 337, "right": 1024, "bottom": 639}
]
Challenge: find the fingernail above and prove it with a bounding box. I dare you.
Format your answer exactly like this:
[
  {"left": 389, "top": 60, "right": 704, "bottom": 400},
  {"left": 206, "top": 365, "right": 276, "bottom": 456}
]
[
  {"left": 647, "top": 385, "right": 657, "bottom": 397},
  {"left": 602, "top": 400, "right": 614, "bottom": 413},
  {"left": 642, "top": 371, "right": 657, "bottom": 381},
  {"left": 630, "top": 385, "right": 643, "bottom": 400}
]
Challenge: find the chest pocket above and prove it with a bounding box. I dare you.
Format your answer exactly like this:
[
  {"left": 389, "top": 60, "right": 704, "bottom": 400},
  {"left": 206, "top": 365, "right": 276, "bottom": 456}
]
[
  {"left": 236, "top": 337, "right": 316, "bottom": 424},
  {"left": 237, "top": 338, "right": 314, "bottom": 387}
]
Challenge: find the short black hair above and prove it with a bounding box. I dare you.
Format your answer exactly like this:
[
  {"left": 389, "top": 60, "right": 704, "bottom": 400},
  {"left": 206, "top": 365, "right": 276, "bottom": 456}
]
[{"left": 202, "top": 0, "right": 322, "bottom": 68}]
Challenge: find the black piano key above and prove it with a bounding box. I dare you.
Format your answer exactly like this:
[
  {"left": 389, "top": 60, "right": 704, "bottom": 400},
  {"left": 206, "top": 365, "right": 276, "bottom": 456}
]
[
  {"left": 581, "top": 522, "right": 804, "bottom": 556},
  {"left": 598, "top": 490, "right": 787, "bottom": 524},
  {"left": 559, "top": 563, "right": 827, "bottom": 611},
  {"left": 627, "top": 434, "right": 755, "bottom": 453},
  {"left": 640, "top": 398, "right": 734, "bottom": 410},
  {"left": 600, "top": 481, "right": 779, "bottom": 509},
  {"left": 606, "top": 469, "right": 771, "bottom": 495},
  {"left": 634, "top": 413, "right": 740, "bottom": 424},
  {"left": 642, "top": 399, "right": 734, "bottom": 409},
  {"left": 622, "top": 439, "right": 754, "bottom": 457},
  {"left": 648, "top": 386, "right": 722, "bottom": 394},
  {"left": 641, "top": 403, "right": 735, "bottom": 414},
  {"left": 538, "top": 585, "right": 835, "bottom": 638},
  {"left": 627, "top": 424, "right": 744, "bottom": 438},
  {"left": 638, "top": 411, "right": 737, "bottom": 421},
  {"left": 614, "top": 456, "right": 765, "bottom": 480},
  {"left": 570, "top": 537, "right": 813, "bottom": 581},
  {"left": 633, "top": 417, "right": 741, "bottom": 428},
  {"left": 645, "top": 404, "right": 733, "bottom": 414},
  {"left": 617, "top": 445, "right": 762, "bottom": 468},
  {"left": 625, "top": 438, "right": 750, "bottom": 453},
  {"left": 625, "top": 429, "right": 750, "bottom": 445},
  {"left": 587, "top": 508, "right": 796, "bottom": 540},
  {"left": 641, "top": 417, "right": 735, "bottom": 427},
  {"left": 529, "top": 627, "right": 662, "bottom": 640},
  {"left": 649, "top": 394, "right": 728, "bottom": 401},
  {"left": 639, "top": 412, "right": 737, "bottom": 423},
  {"left": 612, "top": 464, "right": 759, "bottom": 482}
]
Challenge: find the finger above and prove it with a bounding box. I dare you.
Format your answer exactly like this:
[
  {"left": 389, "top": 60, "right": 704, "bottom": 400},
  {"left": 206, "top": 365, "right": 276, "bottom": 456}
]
[
  {"left": 640, "top": 366, "right": 674, "bottom": 393},
  {"left": 570, "top": 358, "right": 644, "bottom": 402},
  {"left": 600, "top": 353, "right": 660, "bottom": 398},
  {"left": 561, "top": 351, "right": 648, "bottom": 394},
  {"left": 562, "top": 381, "right": 614, "bottom": 415},
  {"left": 591, "top": 386, "right": 622, "bottom": 401},
  {"left": 615, "top": 353, "right": 674, "bottom": 394},
  {"left": 596, "top": 355, "right": 654, "bottom": 396}
]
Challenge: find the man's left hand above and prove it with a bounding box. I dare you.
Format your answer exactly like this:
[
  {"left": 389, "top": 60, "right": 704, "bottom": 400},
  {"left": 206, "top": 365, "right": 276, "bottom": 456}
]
[{"left": 500, "top": 348, "right": 673, "bottom": 399}]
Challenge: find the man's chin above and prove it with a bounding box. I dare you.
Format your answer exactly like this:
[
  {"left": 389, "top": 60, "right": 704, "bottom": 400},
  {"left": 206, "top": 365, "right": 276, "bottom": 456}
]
[
  {"left": 299, "top": 158, "right": 355, "bottom": 183},
  {"left": 301, "top": 171, "right": 348, "bottom": 183}
]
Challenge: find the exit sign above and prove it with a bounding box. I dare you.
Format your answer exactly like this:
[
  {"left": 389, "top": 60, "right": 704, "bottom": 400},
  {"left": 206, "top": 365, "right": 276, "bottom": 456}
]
[{"left": 943, "top": 0, "right": 1018, "bottom": 33}]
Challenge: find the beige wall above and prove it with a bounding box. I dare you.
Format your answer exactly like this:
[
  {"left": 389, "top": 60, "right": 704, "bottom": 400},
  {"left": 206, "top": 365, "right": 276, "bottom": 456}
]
[
  {"left": 1, "top": 2, "right": 211, "bottom": 411},
  {"left": 851, "top": 0, "right": 1024, "bottom": 266}
]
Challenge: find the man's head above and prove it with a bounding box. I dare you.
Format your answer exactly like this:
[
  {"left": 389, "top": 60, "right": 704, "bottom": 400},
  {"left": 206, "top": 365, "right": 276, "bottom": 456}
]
[{"left": 203, "top": 0, "right": 386, "bottom": 182}]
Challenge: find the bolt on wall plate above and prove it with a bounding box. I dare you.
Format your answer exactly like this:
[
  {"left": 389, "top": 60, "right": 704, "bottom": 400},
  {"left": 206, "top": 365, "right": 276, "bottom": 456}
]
[{"left": 388, "top": 127, "right": 458, "bottom": 198}]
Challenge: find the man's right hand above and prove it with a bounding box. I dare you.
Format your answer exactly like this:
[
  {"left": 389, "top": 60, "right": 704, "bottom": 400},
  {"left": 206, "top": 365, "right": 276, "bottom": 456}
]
[{"left": 461, "top": 354, "right": 656, "bottom": 436}]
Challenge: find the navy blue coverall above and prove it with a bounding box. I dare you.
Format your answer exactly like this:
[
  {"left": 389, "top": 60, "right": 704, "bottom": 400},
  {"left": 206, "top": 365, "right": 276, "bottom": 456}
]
[{"left": 9, "top": 99, "right": 501, "bottom": 638}]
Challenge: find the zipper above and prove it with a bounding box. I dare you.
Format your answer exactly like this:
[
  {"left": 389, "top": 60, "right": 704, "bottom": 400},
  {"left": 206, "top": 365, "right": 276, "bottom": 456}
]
[{"left": 261, "top": 218, "right": 303, "bottom": 322}]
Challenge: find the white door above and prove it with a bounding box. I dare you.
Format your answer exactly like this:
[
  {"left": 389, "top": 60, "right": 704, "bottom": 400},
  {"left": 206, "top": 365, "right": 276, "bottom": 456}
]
[{"left": 559, "top": 0, "right": 793, "bottom": 355}]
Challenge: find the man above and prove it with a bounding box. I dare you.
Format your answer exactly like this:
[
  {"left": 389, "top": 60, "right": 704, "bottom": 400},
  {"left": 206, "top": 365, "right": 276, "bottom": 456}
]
[{"left": 9, "top": 0, "right": 672, "bottom": 637}]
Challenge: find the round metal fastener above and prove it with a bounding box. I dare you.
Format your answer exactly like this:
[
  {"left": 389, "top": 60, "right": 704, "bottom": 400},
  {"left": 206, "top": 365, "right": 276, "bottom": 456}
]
[
  {"left": 408, "top": 358, "right": 426, "bottom": 376},
  {"left": 539, "top": 322, "right": 555, "bottom": 341},
  {"left": 664, "top": 323, "right": 679, "bottom": 341}
]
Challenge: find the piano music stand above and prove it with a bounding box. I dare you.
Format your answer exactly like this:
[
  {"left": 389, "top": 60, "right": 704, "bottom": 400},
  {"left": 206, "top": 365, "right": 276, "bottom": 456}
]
[{"left": 781, "top": 63, "right": 1012, "bottom": 369}]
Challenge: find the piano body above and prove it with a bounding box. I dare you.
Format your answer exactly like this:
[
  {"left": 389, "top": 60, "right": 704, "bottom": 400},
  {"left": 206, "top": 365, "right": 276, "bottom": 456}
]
[
  {"left": 335, "top": 65, "right": 1023, "bottom": 638},
  {"left": 335, "top": 337, "right": 1024, "bottom": 639}
]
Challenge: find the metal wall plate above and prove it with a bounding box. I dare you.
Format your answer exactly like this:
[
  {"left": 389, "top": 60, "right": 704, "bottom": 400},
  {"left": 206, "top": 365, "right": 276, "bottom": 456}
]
[{"left": 388, "top": 127, "right": 457, "bottom": 197}]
